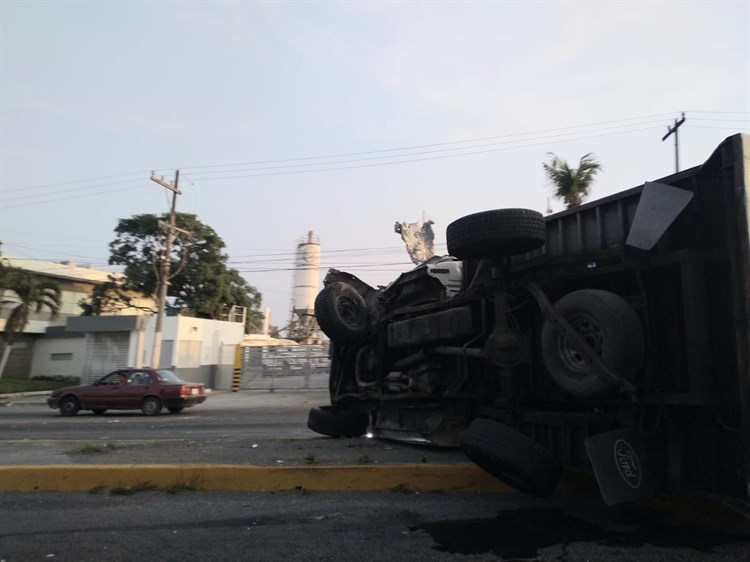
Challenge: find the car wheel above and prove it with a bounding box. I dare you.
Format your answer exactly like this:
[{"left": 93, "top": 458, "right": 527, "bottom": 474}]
[
  {"left": 307, "top": 405, "right": 369, "bottom": 437},
  {"left": 91, "top": 408, "right": 107, "bottom": 415},
  {"left": 167, "top": 407, "right": 183, "bottom": 414},
  {"left": 314, "top": 282, "right": 369, "bottom": 344},
  {"left": 447, "top": 208, "right": 546, "bottom": 259},
  {"left": 141, "top": 396, "right": 162, "bottom": 416},
  {"left": 541, "top": 289, "right": 644, "bottom": 399},
  {"left": 461, "top": 418, "right": 562, "bottom": 497},
  {"left": 59, "top": 396, "right": 80, "bottom": 417}
]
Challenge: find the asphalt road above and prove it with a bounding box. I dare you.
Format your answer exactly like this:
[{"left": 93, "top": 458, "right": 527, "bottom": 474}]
[
  {"left": 1, "top": 389, "right": 330, "bottom": 440},
  {"left": 2, "top": 389, "right": 749, "bottom": 561},
  {"left": 2, "top": 490, "right": 750, "bottom": 562},
  {"left": 0, "top": 389, "right": 469, "bottom": 466}
]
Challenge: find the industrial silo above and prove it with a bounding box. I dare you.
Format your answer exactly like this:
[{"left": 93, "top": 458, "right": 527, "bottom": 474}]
[{"left": 287, "top": 231, "right": 323, "bottom": 344}]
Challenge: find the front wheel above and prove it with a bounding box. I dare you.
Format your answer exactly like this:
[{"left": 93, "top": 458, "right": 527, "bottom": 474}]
[
  {"left": 314, "top": 282, "right": 369, "bottom": 344},
  {"left": 59, "top": 396, "right": 80, "bottom": 417},
  {"left": 461, "top": 418, "right": 561, "bottom": 497},
  {"left": 307, "top": 406, "right": 369, "bottom": 437},
  {"left": 141, "top": 397, "right": 162, "bottom": 416}
]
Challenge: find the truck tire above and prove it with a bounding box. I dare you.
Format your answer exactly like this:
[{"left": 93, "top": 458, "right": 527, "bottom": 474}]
[
  {"left": 446, "top": 209, "right": 546, "bottom": 259},
  {"left": 315, "top": 282, "right": 369, "bottom": 344},
  {"left": 541, "top": 289, "right": 644, "bottom": 399},
  {"left": 307, "top": 406, "right": 369, "bottom": 438},
  {"left": 461, "top": 418, "right": 561, "bottom": 497}
]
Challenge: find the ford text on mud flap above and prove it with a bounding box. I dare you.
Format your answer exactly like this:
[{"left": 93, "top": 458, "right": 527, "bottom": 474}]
[{"left": 307, "top": 134, "right": 750, "bottom": 506}]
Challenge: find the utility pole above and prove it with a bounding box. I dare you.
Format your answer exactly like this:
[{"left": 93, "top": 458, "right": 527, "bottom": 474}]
[
  {"left": 662, "top": 112, "right": 686, "bottom": 173},
  {"left": 150, "top": 170, "right": 181, "bottom": 368}
]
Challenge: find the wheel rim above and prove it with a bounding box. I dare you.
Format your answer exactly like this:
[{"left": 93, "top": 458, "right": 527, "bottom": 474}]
[
  {"left": 558, "top": 314, "right": 604, "bottom": 374},
  {"left": 62, "top": 400, "right": 76, "bottom": 413},
  {"left": 144, "top": 400, "right": 158, "bottom": 414},
  {"left": 337, "top": 296, "right": 363, "bottom": 328}
]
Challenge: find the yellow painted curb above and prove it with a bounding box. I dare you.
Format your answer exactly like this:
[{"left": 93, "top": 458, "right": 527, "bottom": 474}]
[{"left": 0, "top": 464, "right": 516, "bottom": 493}]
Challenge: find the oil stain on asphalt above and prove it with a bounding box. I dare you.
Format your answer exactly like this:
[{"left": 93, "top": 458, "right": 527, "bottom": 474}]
[{"left": 413, "top": 508, "right": 750, "bottom": 560}]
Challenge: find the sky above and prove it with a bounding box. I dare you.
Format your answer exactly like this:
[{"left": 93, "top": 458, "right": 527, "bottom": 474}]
[{"left": 1, "top": 1, "right": 749, "bottom": 331}]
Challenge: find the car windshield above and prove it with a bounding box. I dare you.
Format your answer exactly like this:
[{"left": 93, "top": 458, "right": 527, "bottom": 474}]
[{"left": 155, "top": 370, "right": 184, "bottom": 383}]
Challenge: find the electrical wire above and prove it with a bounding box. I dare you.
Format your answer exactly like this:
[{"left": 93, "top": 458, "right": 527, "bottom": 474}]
[
  {"left": 2, "top": 111, "right": 746, "bottom": 209},
  {"left": 5, "top": 111, "right": 728, "bottom": 197}
]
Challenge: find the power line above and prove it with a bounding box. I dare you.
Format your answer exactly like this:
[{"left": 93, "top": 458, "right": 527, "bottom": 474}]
[
  {"left": 181, "top": 124, "right": 667, "bottom": 183},
  {"left": 3, "top": 111, "right": 703, "bottom": 194},
  {"left": 5, "top": 170, "right": 153, "bottom": 193},
  {"left": 179, "top": 113, "right": 680, "bottom": 172},
  {"left": 3, "top": 177, "right": 149, "bottom": 199},
  {"left": 2, "top": 183, "right": 151, "bottom": 209},
  {"left": 4, "top": 112, "right": 747, "bottom": 209},
  {"left": 181, "top": 120, "right": 669, "bottom": 180}
]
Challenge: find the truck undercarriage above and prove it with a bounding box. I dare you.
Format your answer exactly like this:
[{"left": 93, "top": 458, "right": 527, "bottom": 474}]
[{"left": 308, "top": 134, "right": 750, "bottom": 507}]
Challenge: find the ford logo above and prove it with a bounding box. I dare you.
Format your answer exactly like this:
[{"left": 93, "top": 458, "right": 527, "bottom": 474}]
[{"left": 614, "top": 439, "right": 641, "bottom": 488}]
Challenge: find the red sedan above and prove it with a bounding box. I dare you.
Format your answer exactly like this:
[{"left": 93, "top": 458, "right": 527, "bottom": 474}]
[{"left": 47, "top": 368, "right": 207, "bottom": 416}]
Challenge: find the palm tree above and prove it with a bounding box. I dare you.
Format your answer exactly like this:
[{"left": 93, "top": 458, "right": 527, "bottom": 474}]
[
  {"left": 542, "top": 152, "right": 602, "bottom": 209},
  {"left": 0, "top": 269, "right": 62, "bottom": 378}
]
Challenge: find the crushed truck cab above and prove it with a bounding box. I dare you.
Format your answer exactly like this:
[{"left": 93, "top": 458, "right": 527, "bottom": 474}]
[{"left": 309, "top": 134, "right": 750, "bottom": 506}]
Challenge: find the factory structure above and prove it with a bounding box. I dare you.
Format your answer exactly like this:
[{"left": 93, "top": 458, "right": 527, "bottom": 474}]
[{"left": 285, "top": 231, "right": 324, "bottom": 344}]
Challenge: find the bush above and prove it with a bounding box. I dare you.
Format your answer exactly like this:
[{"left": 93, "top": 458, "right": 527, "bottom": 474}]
[
  {"left": 31, "top": 375, "right": 81, "bottom": 384},
  {"left": 0, "top": 377, "right": 78, "bottom": 394}
]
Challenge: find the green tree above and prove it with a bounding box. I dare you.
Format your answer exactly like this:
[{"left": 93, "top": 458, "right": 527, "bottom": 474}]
[
  {"left": 542, "top": 152, "right": 602, "bottom": 209},
  {"left": 0, "top": 268, "right": 62, "bottom": 378},
  {"left": 96, "top": 213, "right": 263, "bottom": 333}
]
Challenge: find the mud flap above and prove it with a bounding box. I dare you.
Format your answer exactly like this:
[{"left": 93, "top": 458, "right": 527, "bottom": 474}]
[
  {"left": 625, "top": 181, "right": 693, "bottom": 250},
  {"left": 585, "top": 427, "right": 661, "bottom": 505}
]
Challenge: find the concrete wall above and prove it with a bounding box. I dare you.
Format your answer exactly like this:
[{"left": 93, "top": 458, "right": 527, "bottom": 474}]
[
  {"left": 161, "top": 317, "right": 243, "bottom": 388},
  {"left": 29, "top": 334, "right": 85, "bottom": 380}
]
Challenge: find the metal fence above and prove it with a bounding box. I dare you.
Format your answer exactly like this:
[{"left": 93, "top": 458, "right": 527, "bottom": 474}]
[{"left": 237, "top": 344, "right": 331, "bottom": 390}]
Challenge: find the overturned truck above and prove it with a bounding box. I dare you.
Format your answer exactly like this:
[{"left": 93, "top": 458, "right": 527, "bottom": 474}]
[{"left": 308, "top": 133, "right": 750, "bottom": 506}]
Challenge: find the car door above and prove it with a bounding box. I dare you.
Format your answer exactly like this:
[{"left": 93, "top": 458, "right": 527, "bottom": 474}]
[
  {"left": 119, "top": 370, "right": 152, "bottom": 408},
  {"left": 78, "top": 372, "right": 123, "bottom": 408}
]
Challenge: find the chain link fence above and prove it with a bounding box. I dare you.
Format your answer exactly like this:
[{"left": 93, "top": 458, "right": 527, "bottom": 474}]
[{"left": 234, "top": 344, "right": 331, "bottom": 390}]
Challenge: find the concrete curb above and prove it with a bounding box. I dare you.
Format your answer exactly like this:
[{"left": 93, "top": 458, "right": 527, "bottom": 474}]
[
  {"left": 0, "top": 391, "right": 51, "bottom": 399},
  {"left": 0, "top": 464, "right": 599, "bottom": 494},
  {"left": 0, "top": 464, "right": 508, "bottom": 493}
]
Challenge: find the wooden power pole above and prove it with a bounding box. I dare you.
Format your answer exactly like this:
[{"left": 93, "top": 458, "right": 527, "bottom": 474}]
[
  {"left": 662, "top": 112, "right": 686, "bottom": 173},
  {"left": 150, "top": 170, "right": 182, "bottom": 368}
]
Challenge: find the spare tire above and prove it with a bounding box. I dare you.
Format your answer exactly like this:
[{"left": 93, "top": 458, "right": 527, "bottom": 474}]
[
  {"left": 541, "top": 289, "right": 644, "bottom": 399},
  {"left": 307, "top": 406, "right": 369, "bottom": 438},
  {"left": 447, "top": 208, "right": 546, "bottom": 259},
  {"left": 315, "top": 282, "right": 369, "bottom": 344},
  {"left": 461, "top": 418, "right": 561, "bottom": 497}
]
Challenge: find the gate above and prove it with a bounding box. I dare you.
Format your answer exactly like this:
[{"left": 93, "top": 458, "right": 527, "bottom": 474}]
[{"left": 234, "top": 344, "right": 330, "bottom": 390}]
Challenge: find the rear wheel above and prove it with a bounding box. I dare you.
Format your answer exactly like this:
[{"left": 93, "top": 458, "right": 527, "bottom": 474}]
[
  {"left": 447, "top": 208, "right": 546, "bottom": 259},
  {"left": 461, "top": 418, "right": 561, "bottom": 497},
  {"left": 167, "top": 407, "right": 184, "bottom": 414},
  {"left": 307, "top": 405, "right": 369, "bottom": 437},
  {"left": 59, "top": 396, "right": 80, "bottom": 417},
  {"left": 91, "top": 408, "right": 107, "bottom": 415},
  {"left": 541, "top": 289, "right": 644, "bottom": 399},
  {"left": 141, "top": 396, "right": 162, "bottom": 416}
]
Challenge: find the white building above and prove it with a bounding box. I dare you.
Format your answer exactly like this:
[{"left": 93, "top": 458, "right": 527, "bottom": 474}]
[
  {"left": 32, "top": 315, "right": 244, "bottom": 388},
  {"left": 0, "top": 256, "right": 154, "bottom": 379},
  {"left": 2, "top": 256, "right": 244, "bottom": 388}
]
